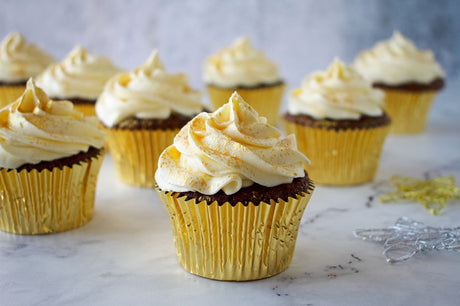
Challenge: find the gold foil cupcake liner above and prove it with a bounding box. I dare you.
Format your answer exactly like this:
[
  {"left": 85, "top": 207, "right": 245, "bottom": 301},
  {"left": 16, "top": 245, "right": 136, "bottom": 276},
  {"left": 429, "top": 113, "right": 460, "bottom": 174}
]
[
  {"left": 74, "top": 103, "right": 96, "bottom": 117},
  {"left": 382, "top": 89, "right": 437, "bottom": 134},
  {"left": 106, "top": 128, "right": 179, "bottom": 187},
  {"left": 157, "top": 188, "right": 313, "bottom": 281},
  {"left": 206, "top": 83, "right": 285, "bottom": 125},
  {"left": 0, "top": 85, "right": 26, "bottom": 108},
  {"left": 284, "top": 120, "right": 390, "bottom": 185},
  {"left": 0, "top": 153, "right": 104, "bottom": 235}
]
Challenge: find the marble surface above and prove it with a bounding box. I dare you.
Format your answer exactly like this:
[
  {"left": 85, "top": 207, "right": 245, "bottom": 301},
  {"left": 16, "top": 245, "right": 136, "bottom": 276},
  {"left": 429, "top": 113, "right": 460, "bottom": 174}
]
[{"left": 1, "top": 86, "right": 459, "bottom": 306}]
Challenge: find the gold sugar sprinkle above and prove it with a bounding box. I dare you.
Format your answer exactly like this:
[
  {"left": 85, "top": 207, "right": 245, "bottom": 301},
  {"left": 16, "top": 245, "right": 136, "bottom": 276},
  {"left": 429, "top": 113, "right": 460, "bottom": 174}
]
[{"left": 379, "top": 175, "right": 460, "bottom": 215}]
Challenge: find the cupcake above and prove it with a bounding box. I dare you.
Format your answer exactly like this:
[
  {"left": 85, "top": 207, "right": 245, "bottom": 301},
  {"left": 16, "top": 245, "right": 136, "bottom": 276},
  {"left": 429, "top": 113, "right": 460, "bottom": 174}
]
[
  {"left": 283, "top": 59, "right": 391, "bottom": 186},
  {"left": 0, "top": 79, "right": 106, "bottom": 235},
  {"left": 0, "top": 32, "right": 53, "bottom": 108},
  {"left": 203, "top": 37, "right": 284, "bottom": 125},
  {"left": 155, "top": 92, "right": 314, "bottom": 281},
  {"left": 353, "top": 31, "right": 445, "bottom": 134},
  {"left": 36, "top": 46, "right": 121, "bottom": 116},
  {"left": 96, "top": 50, "right": 204, "bottom": 187}
]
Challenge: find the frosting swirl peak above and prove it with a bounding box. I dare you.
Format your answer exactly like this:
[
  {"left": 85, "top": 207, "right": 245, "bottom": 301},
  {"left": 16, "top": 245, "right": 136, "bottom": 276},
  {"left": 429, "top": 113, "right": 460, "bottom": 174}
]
[
  {"left": 288, "top": 58, "right": 385, "bottom": 120},
  {"left": 155, "top": 92, "right": 309, "bottom": 195},
  {"left": 0, "top": 79, "right": 105, "bottom": 169},
  {"left": 0, "top": 32, "right": 54, "bottom": 83}
]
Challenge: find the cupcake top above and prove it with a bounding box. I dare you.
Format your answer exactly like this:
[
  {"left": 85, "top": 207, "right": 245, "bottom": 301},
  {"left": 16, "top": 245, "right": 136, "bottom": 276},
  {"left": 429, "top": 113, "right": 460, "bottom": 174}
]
[
  {"left": 96, "top": 50, "right": 203, "bottom": 128},
  {"left": 0, "top": 79, "right": 105, "bottom": 169},
  {"left": 352, "top": 31, "right": 445, "bottom": 85},
  {"left": 203, "top": 37, "right": 281, "bottom": 88},
  {"left": 155, "top": 92, "right": 309, "bottom": 195},
  {"left": 288, "top": 58, "right": 385, "bottom": 120},
  {"left": 36, "top": 46, "right": 121, "bottom": 100},
  {"left": 0, "top": 32, "right": 54, "bottom": 83}
]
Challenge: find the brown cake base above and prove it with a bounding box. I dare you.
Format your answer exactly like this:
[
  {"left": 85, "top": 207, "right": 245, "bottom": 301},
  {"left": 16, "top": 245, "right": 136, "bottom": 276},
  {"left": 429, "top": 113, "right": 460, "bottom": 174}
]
[
  {"left": 50, "top": 96, "right": 96, "bottom": 106},
  {"left": 207, "top": 80, "right": 284, "bottom": 90},
  {"left": 283, "top": 112, "right": 391, "bottom": 131},
  {"left": 171, "top": 171, "right": 314, "bottom": 206},
  {"left": 5, "top": 146, "right": 102, "bottom": 173},
  {"left": 373, "top": 77, "right": 444, "bottom": 92},
  {"left": 107, "top": 111, "right": 206, "bottom": 130},
  {"left": 0, "top": 80, "right": 27, "bottom": 86}
]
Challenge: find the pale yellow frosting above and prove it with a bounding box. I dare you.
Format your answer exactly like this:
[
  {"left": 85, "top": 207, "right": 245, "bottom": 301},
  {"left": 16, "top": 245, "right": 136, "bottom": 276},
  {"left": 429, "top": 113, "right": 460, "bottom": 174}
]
[
  {"left": 0, "top": 79, "right": 105, "bottom": 169},
  {"left": 0, "top": 32, "right": 54, "bottom": 83},
  {"left": 203, "top": 37, "right": 281, "bottom": 87},
  {"left": 352, "top": 31, "right": 445, "bottom": 85},
  {"left": 96, "top": 50, "right": 203, "bottom": 127},
  {"left": 288, "top": 59, "right": 385, "bottom": 120},
  {"left": 36, "top": 46, "right": 121, "bottom": 100},
  {"left": 155, "top": 92, "right": 309, "bottom": 195}
]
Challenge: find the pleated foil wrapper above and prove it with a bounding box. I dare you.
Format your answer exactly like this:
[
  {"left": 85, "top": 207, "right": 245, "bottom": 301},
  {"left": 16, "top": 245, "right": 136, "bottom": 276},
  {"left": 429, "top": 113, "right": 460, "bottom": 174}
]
[
  {"left": 106, "top": 128, "right": 179, "bottom": 187},
  {"left": 157, "top": 187, "right": 314, "bottom": 281},
  {"left": 0, "top": 153, "right": 104, "bottom": 235},
  {"left": 206, "top": 83, "right": 285, "bottom": 125},
  {"left": 74, "top": 103, "right": 96, "bottom": 117},
  {"left": 284, "top": 120, "right": 390, "bottom": 186},
  {"left": 382, "top": 89, "right": 437, "bottom": 134},
  {"left": 0, "top": 85, "right": 26, "bottom": 108}
]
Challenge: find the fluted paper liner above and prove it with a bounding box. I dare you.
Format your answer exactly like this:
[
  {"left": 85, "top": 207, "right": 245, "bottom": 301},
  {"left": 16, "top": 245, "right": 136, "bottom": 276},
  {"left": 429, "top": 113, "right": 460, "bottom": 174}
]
[
  {"left": 382, "top": 89, "right": 437, "bottom": 134},
  {"left": 0, "top": 153, "right": 104, "bottom": 235},
  {"left": 206, "top": 83, "right": 285, "bottom": 125},
  {"left": 284, "top": 120, "right": 390, "bottom": 185},
  {"left": 157, "top": 188, "right": 314, "bottom": 281},
  {"left": 0, "top": 85, "right": 26, "bottom": 108},
  {"left": 74, "top": 103, "right": 96, "bottom": 117},
  {"left": 106, "top": 128, "right": 179, "bottom": 187}
]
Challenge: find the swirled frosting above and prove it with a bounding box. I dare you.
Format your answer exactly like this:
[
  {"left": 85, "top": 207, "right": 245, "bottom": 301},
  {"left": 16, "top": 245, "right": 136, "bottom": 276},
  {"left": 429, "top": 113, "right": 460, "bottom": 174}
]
[
  {"left": 155, "top": 92, "right": 309, "bottom": 195},
  {"left": 0, "top": 32, "right": 54, "bottom": 83},
  {"left": 36, "top": 46, "right": 120, "bottom": 100},
  {"left": 96, "top": 50, "right": 203, "bottom": 127},
  {"left": 288, "top": 59, "right": 385, "bottom": 120},
  {"left": 203, "top": 37, "right": 281, "bottom": 87},
  {"left": 352, "top": 31, "right": 445, "bottom": 85},
  {"left": 0, "top": 79, "right": 106, "bottom": 169}
]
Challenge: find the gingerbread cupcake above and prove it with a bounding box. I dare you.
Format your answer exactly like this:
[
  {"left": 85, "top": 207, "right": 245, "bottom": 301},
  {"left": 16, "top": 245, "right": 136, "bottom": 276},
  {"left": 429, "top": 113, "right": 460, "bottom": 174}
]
[
  {"left": 283, "top": 59, "right": 391, "bottom": 186},
  {"left": 204, "top": 37, "right": 284, "bottom": 125},
  {"left": 37, "top": 46, "right": 121, "bottom": 116},
  {"left": 155, "top": 92, "right": 314, "bottom": 281},
  {"left": 0, "top": 79, "right": 105, "bottom": 234},
  {"left": 96, "top": 50, "right": 204, "bottom": 187},
  {"left": 0, "top": 32, "right": 53, "bottom": 108},
  {"left": 353, "top": 31, "right": 445, "bottom": 133}
]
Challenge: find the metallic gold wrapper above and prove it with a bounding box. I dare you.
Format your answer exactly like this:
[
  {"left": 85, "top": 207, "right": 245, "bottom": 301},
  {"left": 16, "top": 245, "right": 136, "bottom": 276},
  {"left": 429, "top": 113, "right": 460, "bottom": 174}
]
[
  {"left": 206, "top": 83, "right": 285, "bottom": 125},
  {"left": 74, "top": 103, "right": 96, "bottom": 117},
  {"left": 105, "top": 128, "right": 179, "bottom": 187},
  {"left": 0, "top": 85, "right": 26, "bottom": 108},
  {"left": 382, "top": 89, "right": 437, "bottom": 134},
  {"left": 157, "top": 188, "right": 314, "bottom": 281},
  {"left": 0, "top": 153, "right": 104, "bottom": 235},
  {"left": 284, "top": 120, "right": 390, "bottom": 185}
]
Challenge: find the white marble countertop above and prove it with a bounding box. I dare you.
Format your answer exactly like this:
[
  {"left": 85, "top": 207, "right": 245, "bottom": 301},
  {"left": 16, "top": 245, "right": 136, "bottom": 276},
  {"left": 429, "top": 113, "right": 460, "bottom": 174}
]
[{"left": 1, "top": 86, "right": 459, "bottom": 306}]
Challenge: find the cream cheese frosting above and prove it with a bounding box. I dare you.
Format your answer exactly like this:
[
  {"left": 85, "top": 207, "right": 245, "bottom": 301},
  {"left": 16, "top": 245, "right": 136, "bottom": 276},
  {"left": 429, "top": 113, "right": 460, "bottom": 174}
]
[
  {"left": 203, "top": 37, "right": 281, "bottom": 88},
  {"left": 96, "top": 50, "right": 203, "bottom": 127},
  {"left": 0, "top": 79, "right": 106, "bottom": 169},
  {"left": 0, "top": 32, "right": 54, "bottom": 83},
  {"left": 36, "top": 46, "right": 120, "bottom": 100},
  {"left": 288, "top": 58, "right": 385, "bottom": 120},
  {"left": 155, "top": 92, "right": 309, "bottom": 195},
  {"left": 352, "top": 31, "right": 445, "bottom": 85}
]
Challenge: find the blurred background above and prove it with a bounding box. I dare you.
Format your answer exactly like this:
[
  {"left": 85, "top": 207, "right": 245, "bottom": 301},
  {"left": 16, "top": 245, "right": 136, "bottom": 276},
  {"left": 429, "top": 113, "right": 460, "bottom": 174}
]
[{"left": 1, "top": 0, "right": 458, "bottom": 110}]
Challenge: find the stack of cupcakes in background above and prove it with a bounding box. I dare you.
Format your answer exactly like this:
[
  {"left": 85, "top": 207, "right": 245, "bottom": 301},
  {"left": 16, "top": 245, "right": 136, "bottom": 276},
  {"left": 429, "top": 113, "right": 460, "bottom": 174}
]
[
  {"left": 96, "top": 50, "right": 205, "bottom": 187},
  {"left": 283, "top": 59, "right": 391, "bottom": 186},
  {"left": 36, "top": 46, "right": 121, "bottom": 117},
  {"left": 0, "top": 32, "right": 53, "bottom": 108},
  {"left": 155, "top": 92, "right": 314, "bottom": 281},
  {"left": 203, "top": 37, "right": 285, "bottom": 125},
  {"left": 353, "top": 31, "right": 445, "bottom": 134},
  {"left": 0, "top": 79, "right": 106, "bottom": 234}
]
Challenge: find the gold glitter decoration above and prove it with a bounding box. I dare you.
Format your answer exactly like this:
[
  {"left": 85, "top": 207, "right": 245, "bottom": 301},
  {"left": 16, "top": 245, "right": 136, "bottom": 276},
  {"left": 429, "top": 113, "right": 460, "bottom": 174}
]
[{"left": 379, "top": 175, "right": 460, "bottom": 215}]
